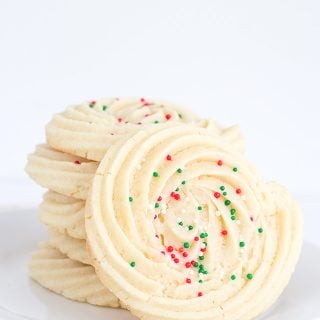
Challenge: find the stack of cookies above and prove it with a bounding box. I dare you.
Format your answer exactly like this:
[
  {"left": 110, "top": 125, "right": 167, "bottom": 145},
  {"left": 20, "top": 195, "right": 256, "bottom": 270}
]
[{"left": 25, "top": 97, "right": 303, "bottom": 320}]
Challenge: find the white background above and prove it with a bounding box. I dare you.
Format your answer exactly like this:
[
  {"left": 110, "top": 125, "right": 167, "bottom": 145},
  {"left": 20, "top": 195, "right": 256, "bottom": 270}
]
[{"left": 0, "top": 1, "right": 319, "bottom": 243}]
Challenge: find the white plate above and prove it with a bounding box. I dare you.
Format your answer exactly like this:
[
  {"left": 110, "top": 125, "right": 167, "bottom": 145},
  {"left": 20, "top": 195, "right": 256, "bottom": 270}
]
[{"left": 0, "top": 209, "right": 319, "bottom": 320}]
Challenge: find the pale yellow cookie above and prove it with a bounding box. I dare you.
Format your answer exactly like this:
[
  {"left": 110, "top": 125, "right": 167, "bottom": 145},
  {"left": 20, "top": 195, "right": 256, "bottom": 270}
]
[
  {"left": 29, "top": 242, "right": 119, "bottom": 307},
  {"left": 40, "top": 191, "right": 86, "bottom": 240},
  {"left": 46, "top": 97, "right": 244, "bottom": 161},
  {"left": 86, "top": 124, "right": 303, "bottom": 320},
  {"left": 48, "top": 227, "right": 90, "bottom": 265},
  {"left": 25, "top": 144, "right": 98, "bottom": 200}
]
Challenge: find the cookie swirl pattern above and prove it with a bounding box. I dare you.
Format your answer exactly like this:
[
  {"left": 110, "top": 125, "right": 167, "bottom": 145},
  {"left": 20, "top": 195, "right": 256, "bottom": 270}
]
[{"left": 86, "top": 124, "right": 302, "bottom": 320}]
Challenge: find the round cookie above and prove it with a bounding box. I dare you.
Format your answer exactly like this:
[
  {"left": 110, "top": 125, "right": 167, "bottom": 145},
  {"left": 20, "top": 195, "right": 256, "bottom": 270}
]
[
  {"left": 29, "top": 242, "right": 119, "bottom": 307},
  {"left": 48, "top": 227, "right": 90, "bottom": 265},
  {"left": 40, "top": 191, "right": 86, "bottom": 240},
  {"left": 85, "top": 124, "right": 303, "bottom": 320},
  {"left": 46, "top": 97, "right": 244, "bottom": 161},
  {"left": 25, "top": 144, "right": 97, "bottom": 200}
]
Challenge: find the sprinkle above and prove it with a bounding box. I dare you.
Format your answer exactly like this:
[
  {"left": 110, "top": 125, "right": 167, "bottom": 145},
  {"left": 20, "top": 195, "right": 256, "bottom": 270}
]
[
  {"left": 154, "top": 120, "right": 159, "bottom": 124},
  {"left": 174, "top": 258, "right": 179, "bottom": 264},
  {"left": 89, "top": 101, "right": 96, "bottom": 108},
  {"left": 198, "top": 292, "right": 203, "bottom": 297},
  {"left": 194, "top": 236, "right": 199, "bottom": 241},
  {"left": 171, "top": 254, "right": 176, "bottom": 259},
  {"left": 258, "top": 228, "right": 264, "bottom": 233},
  {"left": 155, "top": 202, "right": 160, "bottom": 208},
  {"left": 220, "top": 186, "right": 225, "bottom": 191},
  {"left": 178, "top": 221, "right": 183, "bottom": 226},
  {"left": 166, "top": 154, "right": 172, "bottom": 161},
  {"left": 200, "top": 232, "right": 208, "bottom": 239},
  {"left": 183, "top": 242, "right": 190, "bottom": 249},
  {"left": 214, "top": 192, "right": 221, "bottom": 199},
  {"left": 197, "top": 206, "right": 203, "bottom": 211},
  {"left": 118, "top": 118, "right": 122, "bottom": 123},
  {"left": 165, "top": 114, "right": 172, "bottom": 120},
  {"left": 225, "top": 200, "right": 231, "bottom": 206},
  {"left": 129, "top": 197, "right": 133, "bottom": 202},
  {"left": 230, "top": 208, "right": 236, "bottom": 215},
  {"left": 186, "top": 278, "right": 191, "bottom": 284},
  {"left": 140, "top": 98, "right": 145, "bottom": 103},
  {"left": 193, "top": 262, "right": 199, "bottom": 267},
  {"left": 130, "top": 261, "right": 136, "bottom": 267},
  {"left": 233, "top": 167, "right": 238, "bottom": 172},
  {"left": 236, "top": 188, "right": 242, "bottom": 194},
  {"left": 175, "top": 187, "right": 180, "bottom": 192},
  {"left": 223, "top": 192, "right": 228, "bottom": 196},
  {"left": 185, "top": 262, "right": 192, "bottom": 268},
  {"left": 217, "top": 160, "right": 223, "bottom": 166},
  {"left": 221, "top": 230, "right": 228, "bottom": 236},
  {"left": 188, "top": 225, "right": 193, "bottom": 230},
  {"left": 153, "top": 171, "right": 159, "bottom": 177},
  {"left": 102, "top": 105, "right": 107, "bottom": 111},
  {"left": 181, "top": 180, "right": 186, "bottom": 185},
  {"left": 231, "top": 216, "right": 236, "bottom": 221},
  {"left": 239, "top": 241, "right": 245, "bottom": 247},
  {"left": 182, "top": 252, "right": 188, "bottom": 258},
  {"left": 74, "top": 160, "right": 81, "bottom": 165},
  {"left": 199, "top": 256, "right": 204, "bottom": 260},
  {"left": 247, "top": 273, "right": 253, "bottom": 280},
  {"left": 178, "top": 113, "right": 182, "bottom": 118},
  {"left": 174, "top": 193, "right": 181, "bottom": 201},
  {"left": 177, "top": 168, "right": 183, "bottom": 174},
  {"left": 167, "top": 246, "right": 174, "bottom": 253},
  {"left": 231, "top": 274, "right": 236, "bottom": 281},
  {"left": 157, "top": 196, "right": 162, "bottom": 202}
]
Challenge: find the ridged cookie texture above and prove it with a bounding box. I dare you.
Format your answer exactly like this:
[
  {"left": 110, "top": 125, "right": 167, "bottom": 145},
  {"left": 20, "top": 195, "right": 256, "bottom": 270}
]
[
  {"left": 48, "top": 227, "right": 90, "bottom": 265},
  {"left": 46, "top": 97, "right": 244, "bottom": 161},
  {"left": 40, "top": 191, "right": 86, "bottom": 240},
  {"left": 29, "top": 242, "right": 119, "bottom": 307},
  {"left": 25, "top": 144, "right": 98, "bottom": 200},
  {"left": 86, "top": 124, "right": 303, "bottom": 320}
]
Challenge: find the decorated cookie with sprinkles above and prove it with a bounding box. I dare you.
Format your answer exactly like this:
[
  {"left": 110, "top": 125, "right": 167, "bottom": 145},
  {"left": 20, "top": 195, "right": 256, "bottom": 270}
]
[
  {"left": 86, "top": 124, "right": 303, "bottom": 320},
  {"left": 46, "top": 97, "right": 244, "bottom": 161}
]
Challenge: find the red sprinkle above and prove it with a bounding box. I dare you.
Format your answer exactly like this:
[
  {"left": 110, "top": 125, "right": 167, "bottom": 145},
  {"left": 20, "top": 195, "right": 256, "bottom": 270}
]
[
  {"left": 186, "top": 278, "right": 191, "bottom": 284},
  {"left": 236, "top": 188, "right": 242, "bottom": 194},
  {"left": 178, "top": 247, "right": 184, "bottom": 253},
  {"left": 161, "top": 251, "right": 166, "bottom": 255},
  {"left": 217, "top": 160, "right": 223, "bottom": 166},
  {"left": 185, "top": 262, "right": 192, "bottom": 268},
  {"left": 167, "top": 246, "right": 174, "bottom": 253},
  {"left": 214, "top": 192, "right": 221, "bottom": 199},
  {"left": 194, "top": 236, "right": 199, "bottom": 241},
  {"left": 221, "top": 230, "right": 228, "bottom": 236},
  {"left": 144, "top": 114, "right": 150, "bottom": 117},
  {"left": 182, "top": 252, "right": 188, "bottom": 258},
  {"left": 157, "top": 196, "right": 162, "bottom": 202},
  {"left": 250, "top": 216, "right": 254, "bottom": 221},
  {"left": 166, "top": 154, "right": 172, "bottom": 161},
  {"left": 140, "top": 98, "right": 145, "bottom": 103},
  {"left": 170, "top": 192, "right": 175, "bottom": 197},
  {"left": 174, "top": 258, "right": 179, "bottom": 264},
  {"left": 171, "top": 254, "right": 176, "bottom": 259},
  {"left": 174, "top": 194, "right": 181, "bottom": 201},
  {"left": 155, "top": 234, "right": 159, "bottom": 238},
  {"left": 191, "top": 260, "right": 195, "bottom": 266},
  {"left": 165, "top": 114, "right": 172, "bottom": 120},
  {"left": 74, "top": 160, "right": 81, "bottom": 165},
  {"left": 118, "top": 118, "right": 122, "bottom": 123},
  {"left": 90, "top": 100, "right": 96, "bottom": 105},
  {"left": 154, "top": 215, "right": 157, "bottom": 220},
  {"left": 200, "top": 248, "right": 206, "bottom": 253},
  {"left": 198, "top": 292, "right": 203, "bottom": 297}
]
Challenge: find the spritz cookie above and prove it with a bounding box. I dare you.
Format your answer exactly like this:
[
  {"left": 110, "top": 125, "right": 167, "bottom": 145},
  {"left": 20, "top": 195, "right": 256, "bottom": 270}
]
[{"left": 86, "top": 124, "right": 303, "bottom": 320}]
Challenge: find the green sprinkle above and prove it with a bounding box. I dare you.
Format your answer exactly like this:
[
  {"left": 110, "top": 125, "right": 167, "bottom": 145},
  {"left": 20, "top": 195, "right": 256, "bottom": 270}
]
[
  {"left": 230, "top": 208, "right": 236, "bottom": 215},
  {"left": 258, "top": 228, "right": 264, "bottom": 233},
  {"left": 225, "top": 200, "right": 231, "bottom": 206},
  {"left": 199, "top": 255, "right": 204, "bottom": 260},
  {"left": 177, "top": 168, "right": 183, "bottom": 174},
  {"left": 129, "top": 197, "right": 133, "bottom": 202},
  {"left": 181, "top": 180, "right": 186, "bottom": 185},
  {"left": 193, "top": 262, "right": 199, "bottom": 267},
  {"left": 223, "top": 192, "right": 227, "bottom": 196},
  {"left": 197, "top": 206, "right": 203, "bottom": 211},
  {"left": 247, "top": 273, "right": 253, "bottom": 280},
  {"left": 239, "top": 241, "right": 245, "bottom": 248},
  {"left": 220, "top": 186, "right": 225, "bottom": 191},
  {"left": 154, "top": 120, "right": 159, "bottom": 124},
  {"left": 198, "top": 279, "right": 203, "bottom": 283},
  {"left": 89, "top": 104, "right": 94, "bottom": 108},
  {"left": 155, "top": 202, "right": 160, "bottom": 208},
  {"left": 178, "top": 221, "right": 184, "bottom": 226},
  {"left": 188, "top": 225, "right": 194, "bottom": 230},
  {"left": 130, "top": 261, "right": 136, "bottom": 267},
  {"left": 183, "top": 242, "right": 190, "bottom": 249},
  {"left": 231, "top": 274, "right": 236, "bottom": 281},
  {"left": 231, "top": 216, "right": 236, "bottom": 221},
  {"left": 178, "top": 113, "right": 182, "bottom": 118},
  {"left": 233, "top": 167, "right": 238, "bottom": 172},
  {"left": 203, "top": 241, "right": 207, "bottom": 246},
  {"left": 175, "top": 187, "right": 180, "bottom": 192},
  {"left": 102, "top": 105, "right": 107, "bottom": 111},
  {"left": 153, "top": 171, "right": 159, "bottom": 177},
  {"left": 200, "top": 232, "right": 208, "bottom": 239}
]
